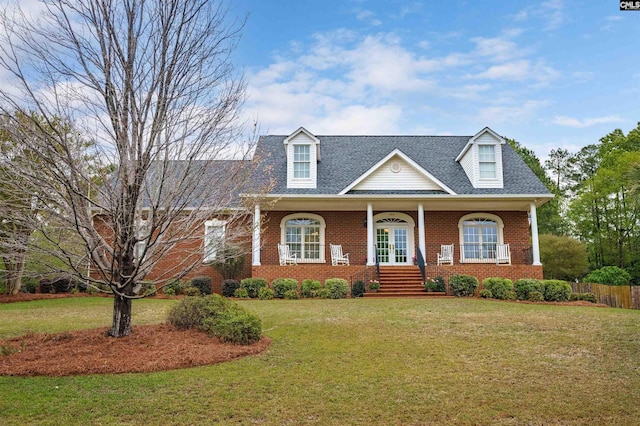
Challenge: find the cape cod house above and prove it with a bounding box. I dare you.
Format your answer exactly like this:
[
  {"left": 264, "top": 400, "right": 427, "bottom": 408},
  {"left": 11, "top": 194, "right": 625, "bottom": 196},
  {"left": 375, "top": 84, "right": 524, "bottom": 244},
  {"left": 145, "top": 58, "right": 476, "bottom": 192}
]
[
  {"left": 244, "top": 126, "right": 552, "bottom": 294},
  {"left": 94, "top": 126, "right": 552, "bottom": 295}
]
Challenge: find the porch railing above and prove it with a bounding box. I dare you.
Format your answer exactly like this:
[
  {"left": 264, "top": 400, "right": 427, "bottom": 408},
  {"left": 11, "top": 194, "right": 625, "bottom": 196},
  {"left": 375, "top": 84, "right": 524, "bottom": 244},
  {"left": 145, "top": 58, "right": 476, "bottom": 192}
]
[{"left": 274, "top": 243, "right": 534, "bottom": 265}]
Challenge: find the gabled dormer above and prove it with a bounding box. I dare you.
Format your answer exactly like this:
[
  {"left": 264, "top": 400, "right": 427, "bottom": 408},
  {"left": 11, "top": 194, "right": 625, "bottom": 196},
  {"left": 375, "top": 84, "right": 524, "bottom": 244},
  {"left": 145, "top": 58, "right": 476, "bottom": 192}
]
[
  {"left": 284, "top": 127, "right": 320, "bottom": 188},
  {"left": 455, "top": 127, "right": 505, "bottom": 189}
]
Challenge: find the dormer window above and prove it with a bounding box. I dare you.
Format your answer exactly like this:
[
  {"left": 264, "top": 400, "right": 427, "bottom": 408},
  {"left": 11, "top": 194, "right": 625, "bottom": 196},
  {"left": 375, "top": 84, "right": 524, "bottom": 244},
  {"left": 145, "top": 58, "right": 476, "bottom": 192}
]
[
  {"left": 293, "top": 145, "right": 310, "bottom": 178},
  {"left": 284, "top": 127, "right": 319, "bottom": 189},
  {"left": 455, "top": 127, "right": 505, "bottom": 189},
  {"left": 478, "top": 145, "right": 496, "bottom": 179}
]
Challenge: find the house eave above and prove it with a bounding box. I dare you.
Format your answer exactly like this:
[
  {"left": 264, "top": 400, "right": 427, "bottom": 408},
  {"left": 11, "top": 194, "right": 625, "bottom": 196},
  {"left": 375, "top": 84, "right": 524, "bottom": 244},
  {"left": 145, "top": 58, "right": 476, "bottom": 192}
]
[{"left": 241, "top": 192, "right": 554, "bottom": 211}]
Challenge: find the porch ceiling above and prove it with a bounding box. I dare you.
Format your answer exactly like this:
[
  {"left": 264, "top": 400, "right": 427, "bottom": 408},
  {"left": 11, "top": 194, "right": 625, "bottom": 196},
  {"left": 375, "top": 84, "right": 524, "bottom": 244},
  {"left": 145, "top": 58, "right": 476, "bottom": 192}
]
[{"left": 262, "top": 194, "right": 552, "bottom": 212}]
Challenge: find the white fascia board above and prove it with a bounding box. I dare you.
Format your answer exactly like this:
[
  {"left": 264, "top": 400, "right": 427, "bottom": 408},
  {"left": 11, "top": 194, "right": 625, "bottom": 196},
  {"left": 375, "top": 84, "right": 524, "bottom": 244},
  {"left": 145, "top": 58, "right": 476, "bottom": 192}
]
[
  {"left": 339, "top": 148, "right": 456, "bottom": 195},
  {"left": 455, "top": 126, "right": 505, "bottom": 162},
  {"left": 283, "top": 126, "right": 320, "bottom": 160}
]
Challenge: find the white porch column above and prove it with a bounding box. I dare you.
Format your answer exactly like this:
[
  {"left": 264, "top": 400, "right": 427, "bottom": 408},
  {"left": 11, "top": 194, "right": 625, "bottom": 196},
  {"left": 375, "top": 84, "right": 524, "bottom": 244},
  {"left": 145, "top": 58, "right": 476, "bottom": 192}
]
[
  {"left": 367, "top": 203, "right": 375, "bottom": 265},
  {"left": 418, "top": 203, "right": 426, "bottom": 263},
  {"left": 530, "top": 202, "right": 541, "bottom": 266},
  {"left": 252, "top": 204, "right": 261, "bottom": 266}
]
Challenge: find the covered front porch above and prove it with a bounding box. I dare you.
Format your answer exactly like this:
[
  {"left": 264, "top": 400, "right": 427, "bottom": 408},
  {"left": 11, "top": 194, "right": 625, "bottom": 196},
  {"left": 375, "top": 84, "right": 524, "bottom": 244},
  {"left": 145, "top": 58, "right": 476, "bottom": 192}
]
[{"left": 249, "top": 195, "right": 545, "bottom": 287}]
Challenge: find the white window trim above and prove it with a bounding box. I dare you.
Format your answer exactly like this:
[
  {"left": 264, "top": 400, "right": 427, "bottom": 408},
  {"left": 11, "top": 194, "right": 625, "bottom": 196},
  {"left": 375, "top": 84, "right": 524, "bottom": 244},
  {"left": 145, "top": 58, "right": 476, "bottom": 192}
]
[
  {"left": 458, "top": 213, "right": 504, "bottom": 263},
  {"left": 293, "top": 145, "right": 311, "bottom": 179},
  {"left": 280, "top": 213, "right": 326, "bottom": 263},
  {"left": 204, "top": 219, "right": 226, "bottom": 263},
  {"left": 478, "top": 145, "right": 497, "bottom": 180},
  {"left": 134, "top": 219, "right": 149, "bottom": 264}
]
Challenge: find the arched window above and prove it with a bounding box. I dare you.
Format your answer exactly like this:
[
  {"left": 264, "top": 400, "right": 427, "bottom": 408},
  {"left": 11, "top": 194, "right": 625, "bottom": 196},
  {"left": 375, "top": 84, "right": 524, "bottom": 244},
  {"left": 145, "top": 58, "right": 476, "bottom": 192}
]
[
  {"left": 458, "top": 214, "right": 504, "bottom": 263},
  {"left": 281, "top": 213, "right": 326, "bottom": 263}
]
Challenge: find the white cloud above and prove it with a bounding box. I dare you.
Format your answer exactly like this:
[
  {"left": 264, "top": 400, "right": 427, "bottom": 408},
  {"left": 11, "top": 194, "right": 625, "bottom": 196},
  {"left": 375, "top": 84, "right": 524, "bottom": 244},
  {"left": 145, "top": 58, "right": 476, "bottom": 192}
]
[
  {"left": 512, "top": 0, "right": 564, "bottom": 31},
  {"left": 475, "top": 100, "right": 549, "bottom": 124},
  {"left": 552, "top": 115, "right": 625, "bottom": 128},
  {"left": 466, "top": 59, "right": 559, "bottom": 86},
  {"left": 470, "top": 35, "right": 525, "bottom": 62}
]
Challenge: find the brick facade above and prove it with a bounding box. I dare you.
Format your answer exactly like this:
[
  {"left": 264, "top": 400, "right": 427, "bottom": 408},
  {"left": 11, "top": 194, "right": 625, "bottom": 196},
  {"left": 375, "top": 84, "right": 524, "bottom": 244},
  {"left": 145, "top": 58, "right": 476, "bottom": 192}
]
[
  {"left": 93, "top": 208, "right": 542, "bottom": 294},
  {"left": 253, "top": 209, "right": 542, "bottom": 286}
]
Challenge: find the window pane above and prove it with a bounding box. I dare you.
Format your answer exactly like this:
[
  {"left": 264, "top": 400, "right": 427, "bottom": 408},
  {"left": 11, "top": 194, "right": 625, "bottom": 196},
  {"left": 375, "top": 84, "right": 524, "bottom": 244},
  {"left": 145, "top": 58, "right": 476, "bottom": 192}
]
[
  {"left": 479, "top": 162, "right": 496, "bottom": 178},
  {"left": 294, "top": 145, "right": 310, "bottom": 161},
  {"left": 478, "top": 145, "right": 495, "bottom": 161},
  {"left": 294, "top": 162, "right": 310, "bottom": 178}
]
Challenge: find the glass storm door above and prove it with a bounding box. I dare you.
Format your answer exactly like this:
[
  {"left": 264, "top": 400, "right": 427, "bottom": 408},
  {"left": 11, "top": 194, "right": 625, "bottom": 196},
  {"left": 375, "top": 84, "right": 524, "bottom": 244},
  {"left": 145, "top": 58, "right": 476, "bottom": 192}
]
[{"left": 376, "top": 226, "right": 409, "bottom": 265}]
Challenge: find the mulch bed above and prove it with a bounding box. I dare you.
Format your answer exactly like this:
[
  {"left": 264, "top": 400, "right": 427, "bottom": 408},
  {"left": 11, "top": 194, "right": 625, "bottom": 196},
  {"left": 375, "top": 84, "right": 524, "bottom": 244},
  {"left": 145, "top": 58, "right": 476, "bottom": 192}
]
[{"left": 0, "top": 324, "right": 271, "bottom": 377}]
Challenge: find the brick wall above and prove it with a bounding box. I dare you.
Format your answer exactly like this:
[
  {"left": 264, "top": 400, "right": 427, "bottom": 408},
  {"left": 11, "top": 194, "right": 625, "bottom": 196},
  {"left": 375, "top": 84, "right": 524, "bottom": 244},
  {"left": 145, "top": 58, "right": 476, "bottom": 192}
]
[{"left": 255, "top": 209, "right": 540, "bottom": 284}]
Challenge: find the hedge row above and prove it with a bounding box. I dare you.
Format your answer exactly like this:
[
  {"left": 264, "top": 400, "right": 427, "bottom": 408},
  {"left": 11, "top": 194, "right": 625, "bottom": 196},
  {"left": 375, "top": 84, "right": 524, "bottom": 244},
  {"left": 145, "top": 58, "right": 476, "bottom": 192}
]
[{"left": 229, "top": 277, "right": 350, "bottom": 299}]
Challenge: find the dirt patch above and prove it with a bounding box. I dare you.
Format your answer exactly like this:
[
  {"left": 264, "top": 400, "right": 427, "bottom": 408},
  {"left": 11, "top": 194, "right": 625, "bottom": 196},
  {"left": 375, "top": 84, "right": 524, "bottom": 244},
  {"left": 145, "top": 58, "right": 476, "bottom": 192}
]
[{"left": 0, "top": 324, "right": 270, "bottom": 377}]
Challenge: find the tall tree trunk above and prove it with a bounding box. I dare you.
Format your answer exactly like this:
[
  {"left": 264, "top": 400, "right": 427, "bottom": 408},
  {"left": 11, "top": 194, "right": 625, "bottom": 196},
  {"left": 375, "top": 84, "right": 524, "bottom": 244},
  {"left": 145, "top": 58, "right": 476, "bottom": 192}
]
[
  {"left": 109, "top": 293, "right": 132, "bottom": 337},
  {"left": 2, "top": 254, "right": 25, "bottom": 295}
]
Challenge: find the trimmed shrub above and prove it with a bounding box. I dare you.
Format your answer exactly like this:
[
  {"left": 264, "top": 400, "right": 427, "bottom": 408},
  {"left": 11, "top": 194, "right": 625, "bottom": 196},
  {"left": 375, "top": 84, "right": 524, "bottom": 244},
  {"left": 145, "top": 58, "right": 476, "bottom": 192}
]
[
  {"left": 203, "top": 309, "right": 262, "bottom": 345},
  {"left": 482, "top": 277, "right": 513, "bottom": 300},
  {"left": 222, "top": 279, "right": 240, "bottom": 297},
  {"left": 317, "top": 288, "right": 332, "bottom": 299},
  {"left": 514, "top": 279, "right": 544, "bottom": 300},
  {"left": 528, "top": 291, "right": 544, "bottom": 302},
  {"left": 283, "top": 289, "right": 299, "bottom": 300},
  {"left": 258, "top": 287, "right": 274, "bottom": 300},
  {"left": 449, "top": 274, "right": 478, "bottom": 297},
  {"left": 167, "top": 296, "right": 215, "bottom": 329},
  {"left": 164, "top": 280, "right": 184, "bottom": 295},
  {"left": 190, "top": 276, "right": 212, "bottom": 295},
  {"left": 139, "top": 281, "right": 157, "bottom": 297},
  {"left": 479, "top": 289, "right": 493, "bottom": 299},
  {"left": 433, "top": 276, "right": 446, "bottom": 292},
  {"left": 570, "top": 292, "right": 598, "bottom": 303},
  {"left": 585, "top": 266, "right": 631, "bottom": 286},
  {"left": 21, "top": 278, "right": 38, "bottom": 294},
  {"left": 324, "top": 278, "right": 349, "bottom": 299},
  {"left": 212, "top": 245, "right": 246, "bottom": 280},
  {"left": 542, "top": 280, "right": 572, "bottom": 302},
  {"left": 183, "top": 286, "right": 201, "bottom": 297},
  {"left": 167, "top": 294, "right": 262, "bottom": 345},
  {"left": 240, "top": 278, "right": 268, "bottom": 298},
  {"left": 47, "top": 276, "right": 76, "bottom": 293},
  {"left": 301, "top": 279, "right": 322, "bottom": 298},
  {"left": 234, "top": 288, "right": 249, "bottom": 298},
  {"left": 271, "top": 278, "right": 298, "bottom": 299},
  {"left": 351, "top": 280, "right": 365, "bottom": 298},
  {"left": 503, "top": 290, "right": 517, "bottom": 301}
]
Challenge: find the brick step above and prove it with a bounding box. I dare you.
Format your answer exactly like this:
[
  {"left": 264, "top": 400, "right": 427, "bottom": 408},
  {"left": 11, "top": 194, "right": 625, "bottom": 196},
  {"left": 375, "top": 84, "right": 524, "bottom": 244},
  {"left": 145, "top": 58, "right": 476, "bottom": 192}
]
[
  {"left": 364, "top": 291, "right": 449, "bottom": 298},
  {"left": 378, "top": 283, "right": 424, "bottom": 289},
  {"left": 379, "top": 285, "right": 430, "bottom": 291}
]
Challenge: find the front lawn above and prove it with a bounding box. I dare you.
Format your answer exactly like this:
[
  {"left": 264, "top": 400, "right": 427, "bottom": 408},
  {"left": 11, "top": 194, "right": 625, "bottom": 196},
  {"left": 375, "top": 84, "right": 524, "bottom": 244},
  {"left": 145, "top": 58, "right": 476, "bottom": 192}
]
[{"left": 1, "top": 297, "right": 639, "bottom": 425}]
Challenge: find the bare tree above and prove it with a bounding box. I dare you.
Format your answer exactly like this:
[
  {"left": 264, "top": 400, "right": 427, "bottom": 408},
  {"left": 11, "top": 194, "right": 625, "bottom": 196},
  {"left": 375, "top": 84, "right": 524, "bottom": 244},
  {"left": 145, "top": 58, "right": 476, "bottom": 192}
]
[{"left": 0, "top": 0, "right": 263, "bottom": 337}]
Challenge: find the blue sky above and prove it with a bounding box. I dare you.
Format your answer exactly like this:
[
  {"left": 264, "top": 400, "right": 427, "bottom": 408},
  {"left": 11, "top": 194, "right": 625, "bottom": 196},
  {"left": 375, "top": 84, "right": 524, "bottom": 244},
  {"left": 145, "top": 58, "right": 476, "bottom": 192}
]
[{"left": 231, "top": 0, "right": 640, "bottom": 159}]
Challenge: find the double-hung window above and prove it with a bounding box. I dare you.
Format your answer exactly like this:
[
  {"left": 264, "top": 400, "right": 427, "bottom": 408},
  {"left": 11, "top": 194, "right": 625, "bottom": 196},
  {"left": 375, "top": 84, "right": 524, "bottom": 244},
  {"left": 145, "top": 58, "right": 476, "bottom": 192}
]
[
  {"left": 478, "top": 145, "right": 496, "bottom": 179},
  {"left": 293, "top": 145, "right": 310, "bottom": 179},
  {"left": 204, "top": 219, "right": 226, "bottom": 262},
  {"left": 134, "top": 219, "right": 149, "bottom": 264}
]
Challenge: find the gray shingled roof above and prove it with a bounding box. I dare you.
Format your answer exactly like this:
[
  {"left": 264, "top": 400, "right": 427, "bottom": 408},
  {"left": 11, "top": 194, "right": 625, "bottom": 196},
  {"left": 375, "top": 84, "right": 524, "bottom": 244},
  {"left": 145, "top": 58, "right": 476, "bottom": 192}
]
[{"left": 253, "top": 135, "right": 551, "bottom": 196}]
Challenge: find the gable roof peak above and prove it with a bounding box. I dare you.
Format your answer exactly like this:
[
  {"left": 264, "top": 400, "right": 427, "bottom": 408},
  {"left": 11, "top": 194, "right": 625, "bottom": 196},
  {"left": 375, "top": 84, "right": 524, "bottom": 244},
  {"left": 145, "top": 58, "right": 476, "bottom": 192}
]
[
  {"left": 455, "top": 127, "right": 505, "bottom": 162},
  {"left": 283, "top": 127, "right": 319, "bottom": 145}
]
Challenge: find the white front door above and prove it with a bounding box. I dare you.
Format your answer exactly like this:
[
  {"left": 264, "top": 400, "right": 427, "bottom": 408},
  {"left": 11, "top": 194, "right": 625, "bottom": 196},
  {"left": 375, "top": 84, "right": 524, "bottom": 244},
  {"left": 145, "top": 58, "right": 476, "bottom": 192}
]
[{"left": 376, "top": 225, "right": 409, "bottom": 265}]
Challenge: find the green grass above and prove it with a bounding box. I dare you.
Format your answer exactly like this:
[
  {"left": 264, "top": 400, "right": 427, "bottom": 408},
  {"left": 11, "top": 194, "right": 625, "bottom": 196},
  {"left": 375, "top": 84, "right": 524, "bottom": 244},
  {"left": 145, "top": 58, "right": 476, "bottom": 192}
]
[{"left": 1, "top": 297, "right": 639, "bottom": 425}]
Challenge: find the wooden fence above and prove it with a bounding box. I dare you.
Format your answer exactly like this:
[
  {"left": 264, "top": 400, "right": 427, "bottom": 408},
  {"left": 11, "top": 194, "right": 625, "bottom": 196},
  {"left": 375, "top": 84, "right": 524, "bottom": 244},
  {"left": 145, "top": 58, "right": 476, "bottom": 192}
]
[{"left": 570, "top": 283, "right": 640, "bottom": 309}]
